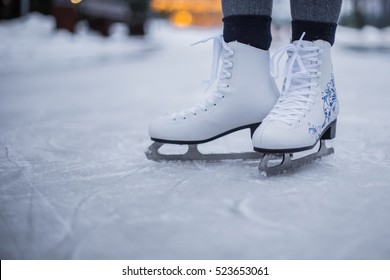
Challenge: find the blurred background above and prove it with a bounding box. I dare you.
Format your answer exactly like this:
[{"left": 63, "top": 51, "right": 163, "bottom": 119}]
[{"left": 1, "top": 0, "right": 390, "bottom": 33}]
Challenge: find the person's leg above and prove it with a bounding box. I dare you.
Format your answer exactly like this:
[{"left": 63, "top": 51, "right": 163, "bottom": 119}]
[
  {"left": 290, "top": 0, "right": 342, "bottom": 45},
  {"left": 222, "top": 0, "right": 273, "bottom": 50}
]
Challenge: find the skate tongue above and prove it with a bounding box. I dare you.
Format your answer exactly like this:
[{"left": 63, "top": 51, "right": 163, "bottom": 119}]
[
  {"left": 171, "top": 35, "right": 234, "bottom": 120},
  {"left": 192, "top": 35, "right": 223, "bottom": 92},
  {"left": 271, "top": 33, "right": 322, "bottom": 94},
  {"left": 270, "top": 33, "right": 306, "bottom": 80},
  {"left": 267, "top": 33, "right": 321, "bottom": 125}
]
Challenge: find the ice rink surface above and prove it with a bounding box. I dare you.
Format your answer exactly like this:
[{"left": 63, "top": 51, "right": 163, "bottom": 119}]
[{"left": 1, "top": 14, "right": 390, "bottom": 259}]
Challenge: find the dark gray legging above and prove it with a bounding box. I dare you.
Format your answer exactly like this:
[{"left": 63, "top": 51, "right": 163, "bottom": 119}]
[{"left": 222, "top": 0, "right": 342, "bottom": 23}]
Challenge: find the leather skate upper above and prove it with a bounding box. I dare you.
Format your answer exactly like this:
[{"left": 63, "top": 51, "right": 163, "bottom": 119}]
[
  {"left": 149, "top": 37, "right": 279, "bottom": 143},
  {"left": 252, "top": 38, "right": 339, "bottom": 151}
]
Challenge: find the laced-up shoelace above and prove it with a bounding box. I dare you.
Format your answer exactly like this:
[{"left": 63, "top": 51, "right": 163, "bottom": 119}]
[
  {"left": 266, "top": 33, "right": 322, "bottom": 125},
  {"left": 171, "top": 35, "right": 234, "bottom": 120}
]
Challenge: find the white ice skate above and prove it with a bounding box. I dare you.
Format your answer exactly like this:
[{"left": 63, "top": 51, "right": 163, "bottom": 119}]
[
  {"left": 146, "top": 35, "right": 279, "bottom": 161},
  {"left": 252, "top": 34, "right": 339, "bottom": 175}
]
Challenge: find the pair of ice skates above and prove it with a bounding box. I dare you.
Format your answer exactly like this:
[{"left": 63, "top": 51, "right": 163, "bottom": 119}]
[{"left": 145, "top": 34, "right": 339, "bottom": 175}]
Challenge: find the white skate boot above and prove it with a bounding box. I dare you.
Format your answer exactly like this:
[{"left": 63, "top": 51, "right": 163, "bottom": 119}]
[
  {"left": 252, "top": 35, "right": 339, "bottom": 175},
  {"left": 146, "top": 35, "right": 279, "bottom": 161}
]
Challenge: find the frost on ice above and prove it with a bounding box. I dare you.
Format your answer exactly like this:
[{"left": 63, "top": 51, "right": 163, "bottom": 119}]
[{"left": 0, "top": 14, "right": 390, "bottom": 259}]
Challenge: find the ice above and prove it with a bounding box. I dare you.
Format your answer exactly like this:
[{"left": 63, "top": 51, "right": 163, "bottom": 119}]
[{"left": 1, "top": 13, "right": 390, "bottom": 259}]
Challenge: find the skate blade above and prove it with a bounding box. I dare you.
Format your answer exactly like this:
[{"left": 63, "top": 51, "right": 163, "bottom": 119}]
[
  {"left": 145, "top": 142, "right": 264, "bottom": 162},
  {"left": 258, "top": 140, "right": 334, "bottom": 176}
]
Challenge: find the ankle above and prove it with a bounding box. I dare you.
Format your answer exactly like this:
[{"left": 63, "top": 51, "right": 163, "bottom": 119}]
[
  {"left": 223, "top": 15, "right": 272, "bottom": 50},
  {"left": 292, "top": 20, "right": 337, "bottom": 46}
]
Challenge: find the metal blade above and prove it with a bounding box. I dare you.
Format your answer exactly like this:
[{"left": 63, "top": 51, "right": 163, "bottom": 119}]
[
  {"left": 145, "top": 142, "right": 264, "bottom": 162},
  {"left": 258, "top": 140, "right": 334, "bottom": 176}
]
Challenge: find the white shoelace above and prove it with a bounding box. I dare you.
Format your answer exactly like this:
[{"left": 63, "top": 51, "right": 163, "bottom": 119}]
[
  {"left": 266, "top": 34, "right": 322, "bottom": 125},
  {"left": 171, "top": 35, "right": 234, "bottom": 120}
]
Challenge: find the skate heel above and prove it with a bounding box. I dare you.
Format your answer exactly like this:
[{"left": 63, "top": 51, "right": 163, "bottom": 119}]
[
  {"left": 249, "top": 123, "right": 261, "bottom": 138},
  {"left": 322, "top": 119, "right": 337, "bottom": 140}
]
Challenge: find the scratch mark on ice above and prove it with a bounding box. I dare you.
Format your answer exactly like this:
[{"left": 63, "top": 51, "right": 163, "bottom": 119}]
[
  {"left": 235, "top": 198, "right": 299, "bottom": 233},
  {"left": 3, "top": 145, "right": 73, "bottom": 237},
  {"left": 0, "top": 210, "right": 23, "bottom": 258}
]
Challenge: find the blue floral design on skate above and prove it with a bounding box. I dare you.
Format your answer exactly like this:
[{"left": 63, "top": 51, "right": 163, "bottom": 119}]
[
  {"left": 321, "top": 77, "right": 337, "bottom": 126},
  {"left": 308, "top": 123, "right": 323, "bottom": 140},
  {"left": 308, "top": 75, "right": 338, "bottom": 140}
]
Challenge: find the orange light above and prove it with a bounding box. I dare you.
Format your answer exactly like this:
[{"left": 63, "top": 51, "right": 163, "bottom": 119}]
[
  {"left": 70, "top": 0, "right": 82, "bottom": 4},
  {"left": 151, "top": 0, "right": 222, "bottom": 27},
  {"left": 170, "top": 10, "right": 193, "bottom": 27}
]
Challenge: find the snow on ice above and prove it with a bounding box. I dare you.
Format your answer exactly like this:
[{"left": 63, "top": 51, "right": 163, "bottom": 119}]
[{"left": 0, "top": 13, "right": 390, "bottom": 259}]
